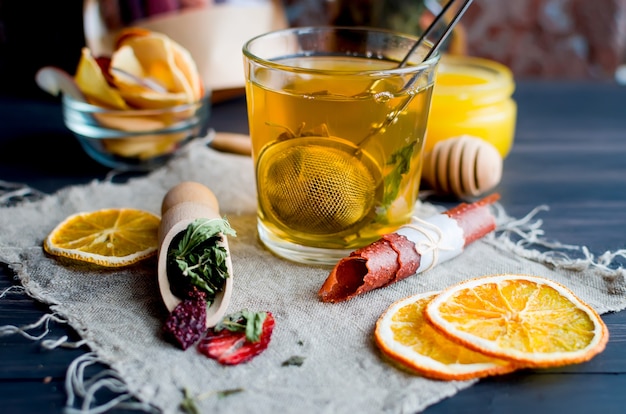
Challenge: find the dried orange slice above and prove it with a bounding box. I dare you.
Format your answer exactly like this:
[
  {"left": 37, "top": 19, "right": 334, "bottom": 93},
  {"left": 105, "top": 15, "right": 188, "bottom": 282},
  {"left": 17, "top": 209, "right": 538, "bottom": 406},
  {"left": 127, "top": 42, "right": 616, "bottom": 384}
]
[
  {"left": 425, "top": 274, "right": 609, "bottom": 368},
  {"left": 374, "top": 291, "right": 517, "bottom": 380},
  {"left": 44, "top": 208, "right": 160, "bottom": 267}
]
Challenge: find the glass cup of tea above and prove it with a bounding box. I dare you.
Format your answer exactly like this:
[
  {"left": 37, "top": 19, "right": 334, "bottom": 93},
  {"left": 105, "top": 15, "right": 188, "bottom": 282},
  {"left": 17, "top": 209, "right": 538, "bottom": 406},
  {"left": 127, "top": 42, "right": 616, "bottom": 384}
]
[{"left": 243, "top": 26, "right": 440, "bottom": 265}]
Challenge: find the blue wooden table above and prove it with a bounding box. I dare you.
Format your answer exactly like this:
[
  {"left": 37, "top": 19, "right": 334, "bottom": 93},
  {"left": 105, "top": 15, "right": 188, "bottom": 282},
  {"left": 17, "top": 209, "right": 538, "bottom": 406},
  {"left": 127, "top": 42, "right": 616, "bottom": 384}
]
[{"left": 1, "top": 81, "right": 625, "bottom": 414}]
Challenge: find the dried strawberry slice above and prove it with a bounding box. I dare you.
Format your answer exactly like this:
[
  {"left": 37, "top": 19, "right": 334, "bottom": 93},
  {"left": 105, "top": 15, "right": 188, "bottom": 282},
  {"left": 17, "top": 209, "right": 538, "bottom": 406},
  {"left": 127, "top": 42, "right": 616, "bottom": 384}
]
[{"left": 198, "top": 312, "right": 275, "bottom": 365}]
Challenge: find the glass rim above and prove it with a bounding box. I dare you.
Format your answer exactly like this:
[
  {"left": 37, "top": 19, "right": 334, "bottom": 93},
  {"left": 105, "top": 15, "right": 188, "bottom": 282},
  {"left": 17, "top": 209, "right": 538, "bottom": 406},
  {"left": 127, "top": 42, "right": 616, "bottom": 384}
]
[
  {"left": 242, "top": 26, "right": 440, "bottom": 76},
  {"left": 62, "top": 93, "right": 211, "bottom": 116}
]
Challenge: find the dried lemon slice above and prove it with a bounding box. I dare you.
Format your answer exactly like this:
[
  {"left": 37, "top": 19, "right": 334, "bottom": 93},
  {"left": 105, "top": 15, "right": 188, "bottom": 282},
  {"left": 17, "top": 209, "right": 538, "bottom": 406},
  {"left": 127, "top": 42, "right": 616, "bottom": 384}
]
[
  {"left": 374, "top": 291, "right": 516, "bottom": 380},
  {"left": 425, "top": 274, "right": 609, "bottom": 368},
  {"left": 44, "top": 208, "right": 160, "bottom": 267}
]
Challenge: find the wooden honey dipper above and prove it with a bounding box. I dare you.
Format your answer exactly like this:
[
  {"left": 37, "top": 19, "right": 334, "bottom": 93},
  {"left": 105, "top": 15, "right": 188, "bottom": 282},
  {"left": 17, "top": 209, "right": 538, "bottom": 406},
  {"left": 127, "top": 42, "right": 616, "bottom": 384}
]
[{"left": 421, "top": 135, "right": 503, "bottom": 198}]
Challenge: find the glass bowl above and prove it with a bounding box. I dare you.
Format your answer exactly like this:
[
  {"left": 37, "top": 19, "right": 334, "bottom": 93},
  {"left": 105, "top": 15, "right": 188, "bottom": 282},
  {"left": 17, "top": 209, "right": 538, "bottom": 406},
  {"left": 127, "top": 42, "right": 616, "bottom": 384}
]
[{"left": 62, "top": 94, "right": 211, "bottom": 171}]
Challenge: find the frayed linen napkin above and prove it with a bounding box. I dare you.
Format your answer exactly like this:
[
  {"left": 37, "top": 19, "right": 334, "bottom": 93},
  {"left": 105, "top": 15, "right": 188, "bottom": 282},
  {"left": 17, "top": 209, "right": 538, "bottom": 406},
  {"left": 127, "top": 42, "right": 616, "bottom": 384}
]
[{"left": 1, "top": 137, "right": 625, "bottom": 414}]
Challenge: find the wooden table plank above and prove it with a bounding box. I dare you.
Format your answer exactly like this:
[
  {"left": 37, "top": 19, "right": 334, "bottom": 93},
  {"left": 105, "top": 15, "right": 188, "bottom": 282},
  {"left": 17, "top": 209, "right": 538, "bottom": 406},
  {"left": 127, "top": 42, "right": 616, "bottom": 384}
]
[{"left": 1, "top": 81, "right": 626, "bottom": 413}]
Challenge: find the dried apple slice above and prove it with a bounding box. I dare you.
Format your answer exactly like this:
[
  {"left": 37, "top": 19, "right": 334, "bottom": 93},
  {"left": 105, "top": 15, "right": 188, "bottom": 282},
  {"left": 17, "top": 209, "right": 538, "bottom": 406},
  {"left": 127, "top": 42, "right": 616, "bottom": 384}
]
[
  {"left": 169, "top": 39, "right": 204, "bottom": 100},
  {"left": 113, "top": 27, "right": 152, "bottom": 49},
  {"left": 111, "top": 34, "right": 196, "bottom": 105},
  {"left": 102, "top": 131, "right": 187, "bottom": 159},
  {"left": 114, "top": 28, "right": 203, "bottom": 100},
  {"left": 75, "top": 48, "right": 128, "bottom": 110},
  {"left": 108, "top": 46, "right": 151, "bottom": 94},
  {"left": 110, "top": 45, "right": 185, "bottom": 108}
]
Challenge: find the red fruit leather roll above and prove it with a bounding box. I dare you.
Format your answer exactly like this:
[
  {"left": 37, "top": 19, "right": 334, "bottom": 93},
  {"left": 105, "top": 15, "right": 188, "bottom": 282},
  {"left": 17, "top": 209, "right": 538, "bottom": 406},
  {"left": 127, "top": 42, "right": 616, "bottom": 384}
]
[
  {"left": 444, "top": 193, "right": 501, "bottom": 246},
  {"left": 318, "top": 233, "right": 421, "bottom": 303},
  {"left": 318, "top": 193, "right": 500, "bottom": 303}
]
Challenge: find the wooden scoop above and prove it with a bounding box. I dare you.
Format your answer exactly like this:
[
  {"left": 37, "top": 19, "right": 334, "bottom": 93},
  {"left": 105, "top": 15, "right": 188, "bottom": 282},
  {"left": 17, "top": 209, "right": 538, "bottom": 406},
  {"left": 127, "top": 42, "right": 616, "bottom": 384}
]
[{"left": 157, "top": 181, "right": 233, "bottom": 327}]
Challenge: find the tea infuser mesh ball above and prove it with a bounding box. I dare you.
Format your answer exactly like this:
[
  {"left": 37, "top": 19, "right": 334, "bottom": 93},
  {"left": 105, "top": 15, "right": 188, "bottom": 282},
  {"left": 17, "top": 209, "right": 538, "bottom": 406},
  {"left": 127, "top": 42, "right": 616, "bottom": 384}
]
[{"left": 256, "top": 137, "right": 382, "bottom": 236}]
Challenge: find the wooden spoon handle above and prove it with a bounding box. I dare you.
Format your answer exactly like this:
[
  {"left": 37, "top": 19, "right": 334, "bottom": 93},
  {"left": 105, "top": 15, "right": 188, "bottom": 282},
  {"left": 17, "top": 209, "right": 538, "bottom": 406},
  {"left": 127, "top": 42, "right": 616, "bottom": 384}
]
[{"left": 210, "top": 132, "right": 252, "bottom": 156}]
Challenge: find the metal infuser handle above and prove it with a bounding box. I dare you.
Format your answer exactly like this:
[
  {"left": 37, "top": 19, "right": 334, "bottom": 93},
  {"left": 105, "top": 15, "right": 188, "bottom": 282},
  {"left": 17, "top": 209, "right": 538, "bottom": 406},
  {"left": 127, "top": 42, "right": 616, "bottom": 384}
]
[
  {"left": 399, "top": 0, "right": 474, "bottom": 68},
  {"left": 356, "top": 0, "right": 474, "bottom": 148}
]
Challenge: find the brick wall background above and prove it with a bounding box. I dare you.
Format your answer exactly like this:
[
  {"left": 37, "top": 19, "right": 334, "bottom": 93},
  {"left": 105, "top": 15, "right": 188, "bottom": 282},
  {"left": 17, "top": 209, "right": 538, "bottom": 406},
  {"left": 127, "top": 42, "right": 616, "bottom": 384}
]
[
  {"left": 285, "top": 0, "right": 626, "bottom": 82},
  {"left": 461, "top": 0, "right": 626, "bottom": 81}
]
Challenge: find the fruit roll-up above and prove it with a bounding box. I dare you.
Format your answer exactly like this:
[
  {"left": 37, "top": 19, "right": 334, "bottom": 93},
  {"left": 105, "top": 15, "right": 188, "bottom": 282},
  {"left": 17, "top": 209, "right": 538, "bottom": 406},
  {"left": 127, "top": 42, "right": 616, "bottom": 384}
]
[{"left": 318, "top": 193, "right": 500, "bottom": 303}]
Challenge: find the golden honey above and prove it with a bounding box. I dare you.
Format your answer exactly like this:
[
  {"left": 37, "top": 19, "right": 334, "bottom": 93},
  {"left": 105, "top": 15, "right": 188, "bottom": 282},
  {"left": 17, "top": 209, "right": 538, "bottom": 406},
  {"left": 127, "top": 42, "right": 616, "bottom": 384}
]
[{"left": 427, "top": 55, "right": 517, "bottom": 158}]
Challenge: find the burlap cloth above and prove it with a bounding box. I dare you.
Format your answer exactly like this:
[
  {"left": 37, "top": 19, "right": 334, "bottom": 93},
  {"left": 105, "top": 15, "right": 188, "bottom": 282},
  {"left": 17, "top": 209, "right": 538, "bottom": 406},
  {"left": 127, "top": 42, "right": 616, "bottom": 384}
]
[{"left": 1, "top": 137, "right": 625, "bottom": 413}]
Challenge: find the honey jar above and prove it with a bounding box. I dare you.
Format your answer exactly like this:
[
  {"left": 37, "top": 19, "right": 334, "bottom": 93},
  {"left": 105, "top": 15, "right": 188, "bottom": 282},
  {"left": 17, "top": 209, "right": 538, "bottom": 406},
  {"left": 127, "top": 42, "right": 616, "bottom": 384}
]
[{"left": 426, "top": 54, "right": 517, "bottom": 158}]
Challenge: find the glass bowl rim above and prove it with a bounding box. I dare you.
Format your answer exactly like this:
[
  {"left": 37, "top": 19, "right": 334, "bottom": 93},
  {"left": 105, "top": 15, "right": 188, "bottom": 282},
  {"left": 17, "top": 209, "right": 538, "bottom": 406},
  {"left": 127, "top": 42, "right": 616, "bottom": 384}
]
[{"left": 62, "top": 93, "right": 211, "bottom": 116}]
